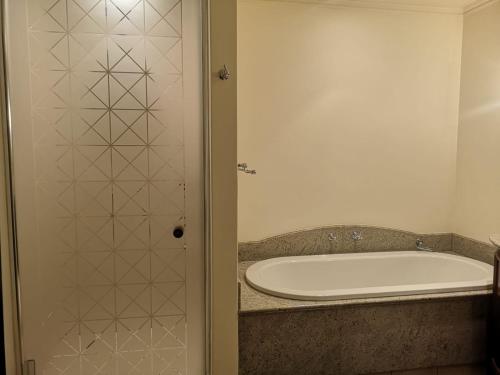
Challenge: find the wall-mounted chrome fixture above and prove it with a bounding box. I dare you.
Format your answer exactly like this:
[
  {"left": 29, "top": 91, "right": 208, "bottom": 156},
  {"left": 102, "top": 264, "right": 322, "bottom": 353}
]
[
  {"left": 416, "top": 239, "right": 433, "bottom": 252},
  {"left": 352, "top": 231, "right": 363, "bottom": 241},
  {"left": 238, "top": 163, "right": 256, "bottom": 175},
  {"left": 219, "top": 64, "right": 231, "bottom": 80},
  {"left": 328, "top": 233, "right": 337, "bottom": 241}
]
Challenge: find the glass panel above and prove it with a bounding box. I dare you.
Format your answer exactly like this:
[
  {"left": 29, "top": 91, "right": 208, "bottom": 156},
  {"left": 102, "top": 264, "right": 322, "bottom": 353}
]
[{"left": 5, "top": 0, "right": 203, "bottom": 373}]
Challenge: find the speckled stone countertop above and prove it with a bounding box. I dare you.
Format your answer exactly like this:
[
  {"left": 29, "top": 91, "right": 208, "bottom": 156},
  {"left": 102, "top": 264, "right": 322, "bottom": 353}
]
[{"left": 238, "top": 255, "right": 492, "bottom": 314}]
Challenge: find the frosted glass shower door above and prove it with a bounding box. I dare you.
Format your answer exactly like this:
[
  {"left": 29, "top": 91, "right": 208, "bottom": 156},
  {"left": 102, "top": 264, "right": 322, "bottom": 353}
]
[{"left": 4, "top": 0, "right": 205, "bottom": 374}]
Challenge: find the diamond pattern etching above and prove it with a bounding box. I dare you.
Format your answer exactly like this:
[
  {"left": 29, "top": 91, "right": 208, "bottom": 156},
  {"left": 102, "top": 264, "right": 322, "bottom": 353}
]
[{"left": 27, "top": 0, "right": 187, "bottom": 373}]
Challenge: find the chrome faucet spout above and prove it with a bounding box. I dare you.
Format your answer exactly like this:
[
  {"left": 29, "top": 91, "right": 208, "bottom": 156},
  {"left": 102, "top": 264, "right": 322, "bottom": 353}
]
[{"left": 416, "top": 239, "right": 433, "bottom": 252}]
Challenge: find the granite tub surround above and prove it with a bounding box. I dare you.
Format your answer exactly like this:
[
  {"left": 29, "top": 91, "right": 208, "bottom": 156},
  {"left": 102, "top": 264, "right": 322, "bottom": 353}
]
[
  {"left": 390, "top": 364, "right": 487, "bottom": 375},
  {"left": 239, "top": 296, "right": 490, "bottom": 375},
  {"left": 453, "top": 234, "right": 496, "bottom": 265},
  {"left": 490, "top": 235, "right": 500, "bottom": 248},
  {"left": 374, "top": 364, "right": 486, "bottom": 374},
  {"left": 238, "top": 225, "right": 348, "bottom": 261},
  {"left": 238, "top": 227, "right": 494, "bottom": 374},
  {"left": 238, "top": 226, "right": 451, "bottom": 261},
  {"left": 238, "top": 225, "right": 495, "bottom": 265}
]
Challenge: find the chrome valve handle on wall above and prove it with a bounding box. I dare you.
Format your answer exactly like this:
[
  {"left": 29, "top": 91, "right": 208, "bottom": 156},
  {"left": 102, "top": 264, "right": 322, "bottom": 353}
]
[
  {"left": 238, "top": 163, "right": 256, "bottom": 175},
  {"left": 352, "top": 231, "right": 363, "bottom": 241}
]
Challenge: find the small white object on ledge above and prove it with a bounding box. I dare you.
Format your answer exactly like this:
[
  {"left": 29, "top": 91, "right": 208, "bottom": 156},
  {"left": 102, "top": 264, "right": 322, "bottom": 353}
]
[{"left": 489, "top": 235, "right": 500, "bottom": 248}]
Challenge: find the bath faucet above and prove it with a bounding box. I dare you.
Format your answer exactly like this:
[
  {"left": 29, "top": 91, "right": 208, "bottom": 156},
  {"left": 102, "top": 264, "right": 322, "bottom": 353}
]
[
  {"left": 328, "top": 233, "right": 337, "bottom": 241},
  {"left": 352, "top": 231, "right": 362, "bottom": 241},
  {"left": 416, "top": 239, "right": 433, "bottom": 252}
]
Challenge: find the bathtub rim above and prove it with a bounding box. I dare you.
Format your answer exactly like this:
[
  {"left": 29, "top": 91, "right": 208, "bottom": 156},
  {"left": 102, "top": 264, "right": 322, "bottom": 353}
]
[{"left": 244, "top": 251, "right": 493, "bottom": 302}]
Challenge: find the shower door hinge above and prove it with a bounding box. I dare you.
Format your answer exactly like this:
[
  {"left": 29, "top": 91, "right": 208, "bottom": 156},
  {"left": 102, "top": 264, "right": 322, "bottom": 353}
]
[{"left": 23, "top": 360, "right": 36, "bottom": 375}]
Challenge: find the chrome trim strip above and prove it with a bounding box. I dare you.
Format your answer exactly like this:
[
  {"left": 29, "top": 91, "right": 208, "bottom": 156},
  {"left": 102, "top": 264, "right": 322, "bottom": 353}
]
[
  {"left": 0, "top": 0, "right": 24, "bottom": 373},
  {"left": 202, "top": 0, "right": 213, "bottom": 372}
]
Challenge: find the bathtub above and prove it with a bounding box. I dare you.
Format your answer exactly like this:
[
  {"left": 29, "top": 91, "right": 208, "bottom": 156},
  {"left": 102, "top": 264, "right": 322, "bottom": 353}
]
[{"left": 245, "top": 251, "right": 493, "bottom": 301}]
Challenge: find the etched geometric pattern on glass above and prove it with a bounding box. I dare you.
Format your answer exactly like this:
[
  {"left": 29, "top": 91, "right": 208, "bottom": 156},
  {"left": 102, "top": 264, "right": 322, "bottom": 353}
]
[{"left": 27, "top": 0, "right": 186, "bottom": 373}]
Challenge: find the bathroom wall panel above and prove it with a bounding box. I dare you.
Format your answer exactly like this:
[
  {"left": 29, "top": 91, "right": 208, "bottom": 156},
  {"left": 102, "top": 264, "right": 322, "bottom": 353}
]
[
  {"left": 453, "top": 0, "right": 500, "bottom": 243},
  {"left": 237, "top": 0, "right": 463, "bottom": 242}
]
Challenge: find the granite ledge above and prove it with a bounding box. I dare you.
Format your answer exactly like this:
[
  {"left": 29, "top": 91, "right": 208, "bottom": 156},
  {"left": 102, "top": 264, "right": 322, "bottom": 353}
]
[
  {"left": 238, "top": 259, "right": 492, "bottom": 315},
  {"left": 238, "top": 226, "right": 496, "bottom": 266},
  {"left": 238, "top": 225, "right": 453, "bottom": 262}
]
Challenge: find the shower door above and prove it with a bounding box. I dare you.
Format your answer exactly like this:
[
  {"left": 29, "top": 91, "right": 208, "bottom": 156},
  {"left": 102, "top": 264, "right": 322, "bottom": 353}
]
[{"left": 3, "top": 0, "right": 205, "bottom": 374}]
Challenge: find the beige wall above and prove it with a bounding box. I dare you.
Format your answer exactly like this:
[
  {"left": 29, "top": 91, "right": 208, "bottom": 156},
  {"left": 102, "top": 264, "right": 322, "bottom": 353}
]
[
  {"left": 452, "top": 1, "right": 500, "bottom": 243},
  {"left": 238, "top": 1, "right": 463, "bottom": 241}
]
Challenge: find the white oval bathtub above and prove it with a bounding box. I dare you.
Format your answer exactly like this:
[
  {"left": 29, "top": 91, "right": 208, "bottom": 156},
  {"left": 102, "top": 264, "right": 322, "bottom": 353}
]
[{"left": 245, "top": 251, "right": 493, "bottom": 301}]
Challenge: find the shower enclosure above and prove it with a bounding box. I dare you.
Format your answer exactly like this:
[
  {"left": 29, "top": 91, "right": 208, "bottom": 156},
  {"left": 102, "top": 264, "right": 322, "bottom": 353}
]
[{"left": 0, "top": 0, "right": 208, "bottom": 373}]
